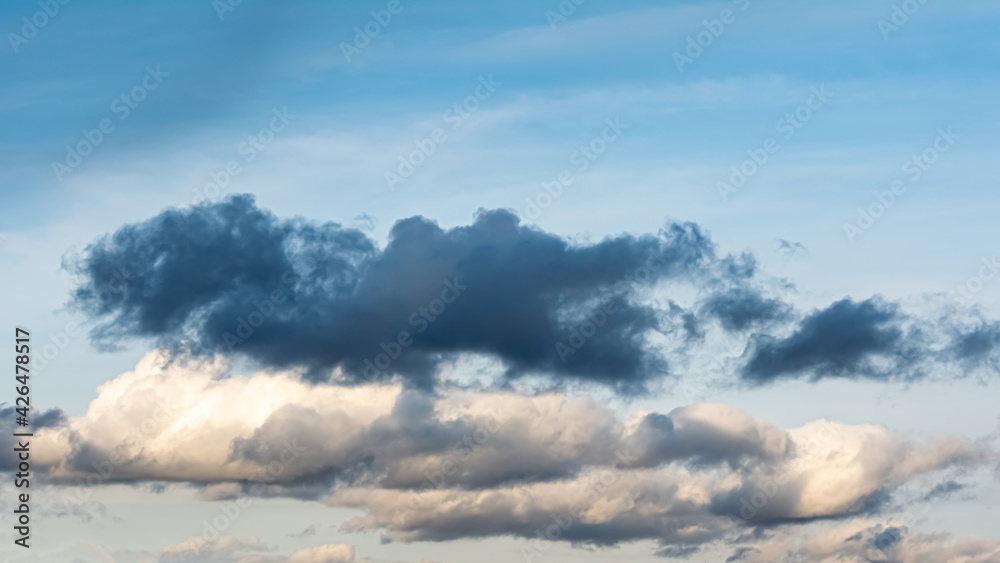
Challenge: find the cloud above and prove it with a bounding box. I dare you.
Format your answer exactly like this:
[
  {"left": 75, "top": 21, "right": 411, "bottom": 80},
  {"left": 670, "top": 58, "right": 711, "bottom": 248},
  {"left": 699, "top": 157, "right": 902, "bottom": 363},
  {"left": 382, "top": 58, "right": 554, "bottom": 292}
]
[
  {"left": 775, "top": 239, "right": 808, "bottom": 258},
  {"left": 65, "top": 196, "right": 1000, "bottom": 392},
  {"left": 654, "top": 544, "right": 701, "bottom": 558},
  {"left": 700, "top": 287, "right": 793, "bottom": 332},
  {"left": 67, "top": 194, "right": 758, "bottom": 394},
  {"left": 25, "top": 352, "right": 997, "bottom": 556},
  {"left": 722, "top": 519, "right": 1000, "bottom": 562},
  {"left": 949, "top": 321, "right": 1000, "bottom": 366},
  {"left": 742, "top": 297, "right": 920, "bottom": 383},
  {"left": 286, "top": 544, "right": 354, "bottom": 563},
  {"left": 0, "top": 406, "right": 65, "bottom": 470},
  {"left": 157, "top": 534, "right": 354, "bottom": 563},
  {"left": 738, "top": 299, "right": 1000, "bottom": 385},
  {"left": 161, "top": 534, "right": 273, "bottom": 559},
  {"left": 921, "top": 479, "right": 967, "bottom": 502},
  {"left": 288, "top": 524, "right": 317, "bottom": 538}
]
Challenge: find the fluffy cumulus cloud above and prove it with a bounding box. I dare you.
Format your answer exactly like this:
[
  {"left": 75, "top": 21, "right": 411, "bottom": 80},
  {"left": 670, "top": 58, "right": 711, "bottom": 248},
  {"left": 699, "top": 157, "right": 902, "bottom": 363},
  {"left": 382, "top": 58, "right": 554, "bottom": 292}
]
[
  {"left": 66, "top": 194, "right": 756, "bottom": 394},
  {"left": 24, "top": 352, "right": 999, "bottom": 558},
  {"left": 65, "top": 195, "right": 1000, "bottom": 394}
]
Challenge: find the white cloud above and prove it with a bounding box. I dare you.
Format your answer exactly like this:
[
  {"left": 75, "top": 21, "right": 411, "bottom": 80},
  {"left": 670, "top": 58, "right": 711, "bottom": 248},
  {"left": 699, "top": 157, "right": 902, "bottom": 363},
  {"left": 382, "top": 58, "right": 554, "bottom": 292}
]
[
  {"left": 286, "top": 543, "right": 354, "bottom": 563},
  {"left": 27, "top": 350, "right": 998, "bottom": 555},
  {"left": 161, "top": 534, "right": 272, "bottom": 559}
]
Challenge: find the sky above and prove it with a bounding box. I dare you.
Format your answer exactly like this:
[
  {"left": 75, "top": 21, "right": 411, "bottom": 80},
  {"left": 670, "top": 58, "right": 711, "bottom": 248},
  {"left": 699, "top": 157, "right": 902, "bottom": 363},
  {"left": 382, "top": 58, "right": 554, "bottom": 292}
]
[{"left": 1, "top": 0, "right": 1000, "bottom": 562}]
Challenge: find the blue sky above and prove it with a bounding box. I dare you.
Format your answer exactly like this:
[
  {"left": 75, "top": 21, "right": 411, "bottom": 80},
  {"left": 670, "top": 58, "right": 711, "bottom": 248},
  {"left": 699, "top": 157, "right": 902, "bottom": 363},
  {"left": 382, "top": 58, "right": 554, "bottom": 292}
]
[{"left": 2, "top": 1, "right": 1000, "bottom": 562}]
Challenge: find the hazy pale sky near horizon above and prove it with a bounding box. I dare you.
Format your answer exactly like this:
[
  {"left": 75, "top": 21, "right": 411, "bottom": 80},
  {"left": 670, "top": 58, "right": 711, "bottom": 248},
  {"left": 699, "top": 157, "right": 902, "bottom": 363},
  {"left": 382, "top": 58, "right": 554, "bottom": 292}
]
[{"left": 2, "top": 1, "right": 1000, "bottom": 562}]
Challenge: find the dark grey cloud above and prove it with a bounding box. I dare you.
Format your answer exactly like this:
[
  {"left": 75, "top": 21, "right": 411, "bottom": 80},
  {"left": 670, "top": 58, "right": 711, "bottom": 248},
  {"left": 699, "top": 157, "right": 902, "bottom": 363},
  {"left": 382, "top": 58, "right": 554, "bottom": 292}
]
[
  {"left": 737, "top": 299, "right": 1000, "bottom": 385},
  {"left": 0, "top": 406, "right": 66, "bottom": 430},
  {"left": 725, "top": 546, "right": 756, "bottom": 561},
  {"left": 33, "top": 408, "right": 67, "bottom": 428},
  {"left": 700, "top": 287, "right": 792, "bottom": 332},
  {"left": 921, "top": 479, "right": 966, "bottom": 502},
  {"left": 67, "top": 194, "right": 749, "bottom": 394},
  {"left": 870, "top": 525, "right": 904, "bottom": 551},
  {"left": 0, "top": 407, "right": 65, "bottom": 471},
  {"left": 949, "top": 322, "right": 1000, "bottom": 364},
  {"left": 742, "top": 297, "right": 922, "bottom": 384},
  {"left": 66, "top": 195, "right": 1000, "bottom": 393},
  {"left": 654, "top": 544, "right": 700, "bottom": 559}
]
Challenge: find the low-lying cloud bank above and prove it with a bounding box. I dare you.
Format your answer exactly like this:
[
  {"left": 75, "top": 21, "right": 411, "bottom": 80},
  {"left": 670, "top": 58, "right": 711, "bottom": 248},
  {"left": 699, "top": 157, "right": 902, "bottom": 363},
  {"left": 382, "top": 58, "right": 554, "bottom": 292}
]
[
  {"left": 116, "top": 523, "right": 1000, "bottom": 562},
  {"left": 65, "top": 195, "right": 1000, "bottom": 393},
  {"left": 155, "top": 534, "right": 420, "bottom": 562},
  {"left": 20, "top": 352, "right": 999, "bottom": 557},
  {"left": 720, "top": 519, "right": 1000, "bottom": 563}
]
